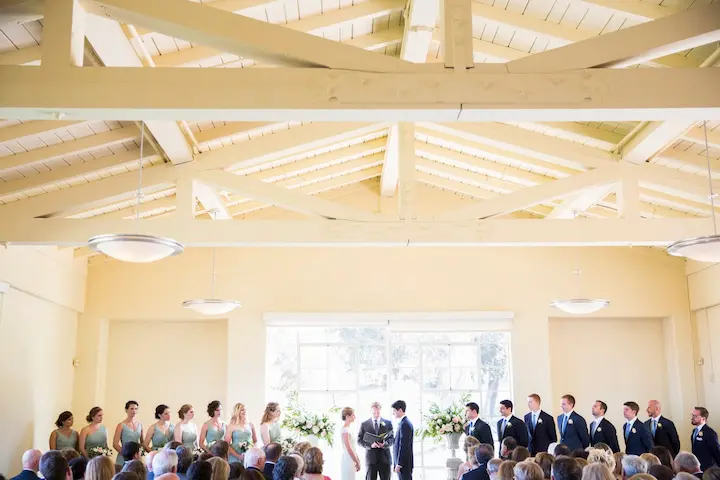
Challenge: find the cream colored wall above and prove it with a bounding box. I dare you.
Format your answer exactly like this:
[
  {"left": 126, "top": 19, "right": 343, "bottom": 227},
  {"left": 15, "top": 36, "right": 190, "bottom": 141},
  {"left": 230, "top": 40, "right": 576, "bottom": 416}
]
[
  {"left": 76, "top": 247, "right": 696, "bottom": 449},
  {"left": 549, "top": 317, "right": 669, "bottom": 447},
  {"left": 0, "top": 246, "right": 87, "bottom": 474}
]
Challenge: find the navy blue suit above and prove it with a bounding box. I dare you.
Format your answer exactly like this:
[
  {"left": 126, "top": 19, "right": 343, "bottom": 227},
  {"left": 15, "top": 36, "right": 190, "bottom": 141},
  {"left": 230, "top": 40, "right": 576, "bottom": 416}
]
[
  {"left": 393, "top": 416, "right": 414, "bottom": 480},
  {"left": 557, "top": 412, "right": 590, "bottom": 452},
  {"left": 466, "top": 418, "right": 493, "bottom": 446},
  {"left": 497, "top": 415, "right": 528, "bottom": 448},
  {"left": 10, "top": 470, "right": 38, "bottom": 480},
  {"left": 645, "top": 416, "right": 681, "bottom": 458},
  {"left": 525, "top": 410, "right": 557, "bottom": 455},
  {"left": 461, "top": 464, "right": 490, "bottom": 480},
  {"left": 692, "top": 424, "right": 720, "bottom": 471},
  {"left": 590, "top": 418, "right": 620, "bottom": 453},
  {"left": 623, "top": 419, "right": 653, "bottom": 455},
  {"left": 262, "top": 462, "right": 274, "bottom": 480}
]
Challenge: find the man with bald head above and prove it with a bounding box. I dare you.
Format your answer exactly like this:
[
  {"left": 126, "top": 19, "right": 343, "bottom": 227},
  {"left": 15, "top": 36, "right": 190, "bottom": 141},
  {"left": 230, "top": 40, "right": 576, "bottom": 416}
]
[
  {"left": 11, "top": 449, "right": 42, "bottom": 480},
  {"left": 645, "top": 400, "right": 680, "bottom": 457}
]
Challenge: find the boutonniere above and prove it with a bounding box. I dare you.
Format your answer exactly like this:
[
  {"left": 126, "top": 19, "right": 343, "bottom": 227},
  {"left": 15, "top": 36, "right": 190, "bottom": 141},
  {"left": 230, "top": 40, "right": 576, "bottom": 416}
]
[
  {"left": 507, "top": 422, "right": 512, "bottom": 427},
  {"left": 597, "top": 427, "right": 602, "bottom": 432},
  {"left": 658, "top": 423, "right": 662, "bottom": 428},
  {"left": 538, "top": 418, "right": 543, "bottom": 424},
  {"left": 699, "top": 431, "right": 704, "bottom": 437},
  {"left": 568, "top": 419, "right": 574, "bottom": 425},
  {"left": 632, "top": 428, "right": 637, "bottom": 434}
]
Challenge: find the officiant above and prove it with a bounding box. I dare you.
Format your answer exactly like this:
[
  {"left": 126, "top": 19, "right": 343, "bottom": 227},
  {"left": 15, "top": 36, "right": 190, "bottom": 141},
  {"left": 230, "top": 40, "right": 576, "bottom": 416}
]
[{"left": 357, "top": 401, "right": 394, "bottom": 480}]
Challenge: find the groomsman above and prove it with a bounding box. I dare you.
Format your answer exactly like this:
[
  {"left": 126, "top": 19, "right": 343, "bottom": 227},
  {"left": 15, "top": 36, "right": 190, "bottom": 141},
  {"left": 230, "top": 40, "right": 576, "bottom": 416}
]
[
  {"left": 497, "top": 400, "right": 528, "bottom": 448},
  {"left": 589, "top": 401, "right": 620, "bottom": 453},
  {"left": 691, "top": 407, "right": 720, "bottom": 471},
  {"left": 525, "top": 394, "right": 556, "bottom": 455},
  {"left": 465, "top": 402, "right": 494, "bottom": 445},
  {"left": 623, "top": 401, "right": 653, "bottom": 455},
  {"left": 645, "top": 400, "right": 681, "bottom": 458},
  {"left": 557, "top": 394, "right": 590, "bottom": 451}
]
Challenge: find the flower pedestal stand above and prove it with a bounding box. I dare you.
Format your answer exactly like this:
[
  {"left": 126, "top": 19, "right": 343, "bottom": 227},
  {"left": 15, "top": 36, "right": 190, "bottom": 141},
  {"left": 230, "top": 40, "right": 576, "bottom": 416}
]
[
  {"left": 445, "top": 433, "right": 463, "bottom": 480},
  {"left": 307, "top": 435, "right": 320, "bottom": 447}
]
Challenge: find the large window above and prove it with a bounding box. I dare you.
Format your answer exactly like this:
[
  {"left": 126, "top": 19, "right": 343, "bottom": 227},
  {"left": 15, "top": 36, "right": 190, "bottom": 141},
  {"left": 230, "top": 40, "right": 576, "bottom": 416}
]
[{"left": 266, "top": 316, "right": 512, "bottom": 479}]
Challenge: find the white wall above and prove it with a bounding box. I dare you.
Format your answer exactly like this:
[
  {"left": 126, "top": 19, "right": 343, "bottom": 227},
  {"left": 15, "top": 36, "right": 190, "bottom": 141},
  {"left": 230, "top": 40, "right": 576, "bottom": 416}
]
[{"left": 0, "top": 246, "right": 86, "bottom": 474}]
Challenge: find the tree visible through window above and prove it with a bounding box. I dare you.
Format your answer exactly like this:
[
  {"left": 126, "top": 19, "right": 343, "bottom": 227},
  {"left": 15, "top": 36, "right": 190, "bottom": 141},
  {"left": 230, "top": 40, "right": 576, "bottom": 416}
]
[{"left": 266, "top": 325, "right": 512, "bottom": 479}]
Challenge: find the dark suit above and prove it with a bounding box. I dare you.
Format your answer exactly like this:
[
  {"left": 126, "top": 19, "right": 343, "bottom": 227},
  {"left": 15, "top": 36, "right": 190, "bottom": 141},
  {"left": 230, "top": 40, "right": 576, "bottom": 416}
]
[
  {"left": 525, "top": 410, "right": 557, "bottom": 454},
  {"left": 466, "top": 418, "right": 494, "bottom": 446},
  {"left": 623, "top": 419, "right": 653, "bottom": 455},
  {"left": 497, "top": 415, "right": 528, "bottom": 447},
  {"left": 461, "top": 464, "right": 490, "bottom": 480},
  {"left": 557, "top": 411, "right": 590, "bottom": 452},
  {"left": 358, "top": 417, "right": 394, "bottom": 480},
  {"left": 262, "top": 462, "right": 274, "bottom": 480},
  {"left": 10, "top": 470, "right": 38, "bottom": 480},
  {"left": 393, "top": 416, "right": 414, "bottom": 480},
  {"left": 645, "top": 416, "right": 681, "bottom": 458},
  {"left": 247, "top": 467, "right": 265, "bottom": 480},
  {"left": 692, "top": 424, "right": 720, "bottom": 471},
  {"left": 589, "top": 418, "right": 620, "bottom": 453}
]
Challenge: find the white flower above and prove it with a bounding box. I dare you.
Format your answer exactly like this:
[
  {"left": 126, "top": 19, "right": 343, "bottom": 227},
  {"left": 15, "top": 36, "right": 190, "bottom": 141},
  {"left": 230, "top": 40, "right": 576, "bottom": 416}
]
[
  {"left": 454, "top": 424, "right": 461, "bottom": 432},
  {"left": 538, "top": 419, "right": 543, "bottom": 424},
  {"left": 306, "top": 422, "right": 312, "bottom": 428},
  {"left": 313, "top": 426, "right": 320, "bottom": 434},
  {"left": 597, "top": 427, "right": 602, "bottom": 432},
  {"left": 568, "top": 419, "right": 574, "bottom": 425},
  {"left": 452, "top": 417, "right": 460, "bottom": 423},
  {"left": 632, "top": 428, "right": 636, "bottom": 434}
]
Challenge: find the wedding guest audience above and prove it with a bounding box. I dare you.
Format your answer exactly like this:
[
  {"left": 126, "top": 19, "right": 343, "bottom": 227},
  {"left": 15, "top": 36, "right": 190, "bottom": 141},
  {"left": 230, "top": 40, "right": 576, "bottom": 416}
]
[
  {"left": 156, "top": 474, "right": 180, "bottom": 480},
  {"left": 176, "top": 447, "right": 193, "bottom": 480},
  {"left": 613, "top": 454, "right": 626, "bottom": 480},
  {"left": 241, "top": 471, "right": 264, "bottom": 480},
  {"left": 86, "top": 456, "right": 115, "bottom": 480},
  {"left": 551, "top": 457, "right": 583, "bottom": 480},
  {"left": 291, "top": 443, "right": 312, "bottom": 457},
  {"left": 63, "top": 451, "right": 80, "bottom": 462},
  {"left": 461, "top": 443, "right": 493, "bottom": 480},
  {"left": 145, "top": 406, "right": 174, "bottom": 452},
  {"left": 555, "top": 445, "right": 572, "bottom": 457},
  {"left": 676, "top": 474, "right": 700, "bottom": 480},
  {"left": 80, "top": 408, "right": 108, "bottom": 459},
  {"left": 69, "top": 457, "right": 87, "bottom": 480},
  {"left": 535, "top": 453, "right": 555, "bottom": 479},
  {"left": 621, "top": 456, "right": 648, "bottom": 480},
  {"left": 595, "top": 445, "right": 613, "bottom": 455},
  {"left": 153, "top": 450, "right": 178, "bottom": 476},
  {"left": 228, "top": 463, "right": 245, "bottom": 480},
  {"left": 272, "top": 456, "right": 298, "bottom": 480},
  {"left": 587, "top": 449, "right": 616, "bottom": 472},
  {"left": 627, "top": 474, "right": 654, "bottom": 480},
  {"left": 704, "top": 467, "right": 720, "bottom": 480},
  {"left": 145, "top": 452, "right": 158, "bottom": 480},
  {"left": 458, "top": 445, "right": 480, "bottom": 479},
  {"left": 582, "top": 463, "right": 614, "bottom": 480},
  {"left": 498, "top": 461, "right": 518, "bottom": 480},
  {"left": 11, "top": 449, "right": 42, "bottom": 480},
  {"left": 576, "top": 459, "right": 589, "bottom": 469},
  {"left": 207, "top": 457, "right": 230, "bottom": 480},
  {"left": 651, "top": 447, "right": 674, "bottom": 470},
  {"left": 502, "top": 438, "right": 518, "bottom": 459},
  {"left": 547, "top": 444, "right": 559, "bottom": 457},
  {"left": 198, "top": 454, "right": 213, "bottom": 463},
  {"left": 674, "top": 452, "right": 703, "bottom": 478},
  {"left": 640, "top": 454, "right": 660, "bottom": 468},
  {"left": 166, "top": 443, "right": 182, "bottom": 451},
  {"left": 648, "top": 465, "right": 674, "bottom": 480},
  {"left": 288, "top": 454, "right": 304, "bottom": 478},
  {"left": 302, "top": 447, "right": 330, "bottom": 480},
  {"left": 259, "top": 404, "right": 282, "bottom": 446},
  {"left": 515, "top": 461, "right": 544, "bottom": 480},
  {"left": 244, "top": 448, "right": 266, "bottom": 475},
  {"left": 210, "top": 441, "right": 229, "bottom": 461},
  {"left": 573, "top": 451, "right": 590, "bottom": 460},
  {"left": 122, "top": 460, "right": 147, "bottom": 480},
  {"left": 512, "top": 447, "right": 531, "bottom": 462},
  {"left": 39, "top": 451, "right": 71, "bottom": 480},
  {"left": 488, "top": 459, "right": 503, "bottom": 480},
  {"left": 187, "top": 462, "right": 212, "bottom": 480},
  {"left": 122, "top": 443, "right": 142, "bottom": 464},
  {"left": 51, "top": 412, "right": 79, "bottom": 452},
  {"left": 463, "top": 436, "right": 481, "bottom": 461},
  {"left": 263, "top": 443, "right": 282, "bottom": 479},
  {"left": 113, "top": 473, "right": 140, "bottom": 480}
]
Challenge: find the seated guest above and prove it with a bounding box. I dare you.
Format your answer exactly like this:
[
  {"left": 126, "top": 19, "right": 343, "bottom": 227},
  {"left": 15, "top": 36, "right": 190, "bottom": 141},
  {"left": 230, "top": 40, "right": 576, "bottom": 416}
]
[
  {"left": 229, "top": 464, "right": 245, "bottom": 480},
  {"left": 113, "top": 473, "right": 140, "bottom": 480},
  {"left": 86, "top": 456, "right": 115, "bottom": 480},
  {"left": 122, "top": 443, "right": 142, "bottom": 464},
  {"left": 514, "top": 462, "right": 544, "bottom": 480},
  {"left": 199, "top": 454, "right": 213, "bottom": 463},
  {"left": 241, "top": 472, "right": 264, "bottom": 480},
  {"left": 63, "top": 451, "right": 81, "bottom": 463},
  {"left": 647, "top": 465, "right": 674, "bottom": 480},
  {"left": 572, "top": 451, "right": 589, "bottom": 460},
  {"left": 704, "top": 467, "right": 720, "bottom": 480},
  {"left": 498, "top": 461, "right": 518, "bottom": 480},
  {"left": 576, "top": 459, "right": 589, "bottom": 469},
  {"left": 547, "top": 444, "right": 559, "bottom": 458},
  {"left": 621, "top": 456, "right": 647, "bottom": 480},
  {"left": 627, "top": 475, "right": 654, "bottom": 480},
  {"left": 165, "top": 443, "right": 182, "bottom": 451},
  {"left": 153, "top": 450, "right": 178, "bottom": 477},
  {"left": 187, "top": 462, "right": 213, "bottom": 480},
  {"left": 512, "top": 447, "right": 531, "bottom": 463},
  {"left": 674, "top": 452, "right": 703, "bottom": 479},
  {"left": 639, "top": 454, "right": 660, "bottom": 468},
  {"left": 581, "top": 464, "right": 614, "bottom": 480},
  {"left": 502, "top": 438, "right": 519, "bottom": 460},
  {"left": 288, "top": 454, "right": 303, "bottom": 480},
  {"left": 11, "top": 449, "right": 42, "bottom": 480},
  {"left": 488, "top": 459, "right": 503, "bottom": 480},
  {"left": 271, "top": 457, "right": 298, "bottom": 480},
  {"left": 458, "top": 445, "right": 480, "bottom": 480},
  {"left": 650, "top": 447, "right": 674, "bottom": 470},
  {"left": 594, "top": 445, "right": 612, "bottom": 455},
  {"left": 551, "top": 457, "right": 583, "bottom": 480},
  {"left": 535, "top": 453, "right": 555, "bottom": 480},
  {"left": 122, "top": 461, "right": 147, "bottom": 480},
  {"left": 210, "top": 442, "right": 229, "bottom": 461},
  {"left": 40, "top": 451, "right": 72, "bottom": 480},
  {"left": 461, "top": 443, "right": 493, "bottom": 480},
  {"left": 677, "top": 474, "right": 701, "bottom": 480},
  {"left": 291, "top": 443, "right": 312, "bottom": 457},
  {"left": 244, "top": 448, "right": 266, "bottom": 477},
  {"left": 612, "top": 455, "right": 625, "bottom": 480},
  {"left": 69, "top": 457, "right": 88, "bottom": 480},
  {"left": 207, "top": 457, "right": 229, "bottom": 480},
  {"left": 587, "top": 449, "right": 615, "bottom": 472},
  {"left": 302, "top": 447, "right": 330, "bottom": 480},
  {"left": 555, "top": 445, "right": 571, "bottom": 458},
  {"left": 175, "top": 448, "right": 192, "bottom": 480},
  {"left": 263, "top": 443, "right": 282, "bottom": 480},
  {"left": 156, "top": 474, "right": 180, "bottom": 480},
  {"left": 145, "top": 452, "right": 158, "bottom": 480}
]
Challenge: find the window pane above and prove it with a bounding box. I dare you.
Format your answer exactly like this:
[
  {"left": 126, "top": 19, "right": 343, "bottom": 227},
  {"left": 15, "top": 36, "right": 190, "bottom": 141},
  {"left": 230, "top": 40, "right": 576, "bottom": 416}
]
[
  {"left": 300, "top": 345, "right": 327, "bottom": 369},
  {"left": 451, "top": 367, "right": 477, "bottom": 390},
  {"left": 328, "top": 345, "right": 356, "bottom": 390},
  {"left": 299, "top": 369, "right": 327, "bottom": 390},
  {"left": 360, "top": 367, "right": 387, "bottom": 390},
  {"left": 392, "top": 345, "right": 420, "bottom": 367},
  {"left": 422, "top": 345, "right": 449, "bottom": 366},
  {"left": 480, "top": 343, "right": 508, "bottom": 367},
  {"left": 450, "top": 345, "right": 477, "bottom": 367},
  {"left": 422, "top": 367, "right": 449, "bottom": 390},
  {"left": 359, "top": 345, "right": 387, "bottom": 367}
]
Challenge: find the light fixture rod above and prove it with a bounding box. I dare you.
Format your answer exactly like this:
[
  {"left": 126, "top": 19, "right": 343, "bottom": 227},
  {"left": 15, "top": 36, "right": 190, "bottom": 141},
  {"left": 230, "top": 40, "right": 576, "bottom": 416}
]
[
  {"left": 135, "top": 121, "right": 145, "bottom": 230},
  {"left": 703, "top": 121, "right": 717, "bottom": 236}
]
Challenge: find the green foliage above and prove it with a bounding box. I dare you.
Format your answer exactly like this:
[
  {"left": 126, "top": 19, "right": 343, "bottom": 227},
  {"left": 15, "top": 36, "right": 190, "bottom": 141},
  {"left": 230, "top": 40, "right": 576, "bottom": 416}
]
[{"left": 419, "top": 393, "right": 471, "bottom": 441}]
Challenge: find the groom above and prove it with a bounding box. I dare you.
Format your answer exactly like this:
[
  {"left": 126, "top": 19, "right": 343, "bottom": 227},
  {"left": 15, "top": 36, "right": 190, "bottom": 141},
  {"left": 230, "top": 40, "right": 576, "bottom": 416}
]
[
  {"left": 392, "top": 400, "right": 414, "bottom": 480},
  {"left": 358, "top": 402, "right": 394, "bottom": 480}
]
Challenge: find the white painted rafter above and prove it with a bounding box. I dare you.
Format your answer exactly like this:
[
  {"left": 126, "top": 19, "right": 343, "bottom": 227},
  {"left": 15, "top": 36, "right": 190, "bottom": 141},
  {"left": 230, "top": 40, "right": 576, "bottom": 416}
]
[
  {"left": 41, "top": 0, "right": 86, "bottom": 68},
  {"left": 401, "top": 0, "right": 438, "bottom": 63},
  {"left": 193, "top": 181, "right": 231, "bottom": 219},
  {"left": 545, "top": 184, "right": 616, "bottom": 219}
]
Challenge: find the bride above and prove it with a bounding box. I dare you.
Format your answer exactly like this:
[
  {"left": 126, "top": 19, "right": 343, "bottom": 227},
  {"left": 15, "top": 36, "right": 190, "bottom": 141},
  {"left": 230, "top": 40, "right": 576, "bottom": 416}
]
[{"left": 340, "top": 407, "right": 361, "bottom": 480}]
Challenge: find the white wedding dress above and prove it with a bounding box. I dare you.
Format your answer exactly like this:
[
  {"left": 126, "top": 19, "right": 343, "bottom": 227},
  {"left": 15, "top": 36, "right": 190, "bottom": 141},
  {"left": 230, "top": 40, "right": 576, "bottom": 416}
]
[{"left": 340, "top": 426, "right": 357, "bottom": 480}]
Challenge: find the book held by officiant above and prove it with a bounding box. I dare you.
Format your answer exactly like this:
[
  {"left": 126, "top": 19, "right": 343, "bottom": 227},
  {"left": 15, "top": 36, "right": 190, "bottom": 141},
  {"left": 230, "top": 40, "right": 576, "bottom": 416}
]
[{"left": 363, "top": 432, "right": 389, "bottom": 444}]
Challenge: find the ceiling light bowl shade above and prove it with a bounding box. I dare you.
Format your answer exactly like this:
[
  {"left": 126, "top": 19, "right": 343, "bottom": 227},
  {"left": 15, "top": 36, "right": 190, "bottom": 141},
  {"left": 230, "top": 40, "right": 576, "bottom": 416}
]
[
  {"left": 182, "top": 299, "right": 242, "bottom": 316},
  {"left": 667, "top": 235, "right": 720, "bottom": 263},
  {"left": 88, "top": 234, "right": 184, "bottom": 263},
  {"left": 551, "top": 298, "right": 610, "bottom": 315}
]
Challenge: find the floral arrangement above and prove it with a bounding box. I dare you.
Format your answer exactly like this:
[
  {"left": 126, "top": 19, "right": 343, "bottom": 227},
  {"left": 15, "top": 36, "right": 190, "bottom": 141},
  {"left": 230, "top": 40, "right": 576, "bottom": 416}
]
[
  {"left": 88, "top": 446, "right": 113, "bottom": 458},
  {"left": 234, "top": 441, "right": 252, "bottom": 454},
  {"left": 419, "top": 394, "right": 471, "bottom": 441},
  {"left": 279, "top": 437, "right": 297, "bottom": 454},
  {"left": 281, "top": 392, "right": 337, "bottom": 447}
]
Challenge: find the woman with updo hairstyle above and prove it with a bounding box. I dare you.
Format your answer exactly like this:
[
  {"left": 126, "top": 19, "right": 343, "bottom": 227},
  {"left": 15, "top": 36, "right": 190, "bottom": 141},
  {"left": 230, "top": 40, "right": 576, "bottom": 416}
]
[
  {"left": 80, "top": 407, "right": 108, "bottom": 458},
  {"left": 174, "top": 404, "right": 199, "bottom": 450},
  {"left": 303, "top": 447, "right": 330, "bottom": 480},
  {"left": 144, "top": 404, "right": 174, "bottom": 451},
  {"left": 340, "top": 407, "right": 360, "bottom": 478},
  {"left": 259, "top": 402, "right": 282, "bottom": 446},
  {"left": 86, "top": 455, "right": 114, "bottom": 480},
  {"left": 50, "top": 411, "right": 79, "bottom": 451},
  {"left": 200, "top": 401, "right": 226, "bottom": 453},
  {"left": 225, "top": 403, "right": 256, "bottom": 464},
  {"left": 114, "top": 401, "right": 143, "bottom": 466},
  {"left": 497, "top": 460, "right": 518, "bottom": 480}
]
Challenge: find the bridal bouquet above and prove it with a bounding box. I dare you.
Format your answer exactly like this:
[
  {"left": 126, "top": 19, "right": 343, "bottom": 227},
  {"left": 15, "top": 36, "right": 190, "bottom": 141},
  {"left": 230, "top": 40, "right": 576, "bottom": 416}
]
[
  {"left": 281, "top": 392, "right": 337, "bottom": 446},
  {"left": 279, "top": 437, "right": 296, "bottom": 454},
  {"left": 88, "top": 446, "right": 113, "bottom": 458},
  {"left": 420, "top": 394, "right": 471, "bottom": 441},
  {"left": 235, "top": 441, "right": 252, "bottom": 454}
]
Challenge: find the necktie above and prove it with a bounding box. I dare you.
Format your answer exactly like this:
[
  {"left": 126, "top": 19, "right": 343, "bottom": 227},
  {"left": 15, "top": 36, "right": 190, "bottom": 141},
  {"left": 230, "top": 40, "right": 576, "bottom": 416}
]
[
  {"left": 374, "top": 420, "right": 379, "bottom": 434},
  {"left": 693, "top": 428, "right": 699, "bottom": 442},
  {"left": 533, "top": 414, "right": 537, "bottom": 429},
  {"left": 502, "top": 419, "right": 507, "bottom": 435},
  {"left": 652, "top": 420, "right": 657, "bottom": 436},
  {"left": 562, "top": 415, "right": 568, "bottom": 434},
  {"left": 591, "top": 421, "right": 597, "bottom": 437},
  {"left": 625, "top": 423, "right": 631, "bottom": 439},
  {"left": 470, "top": 421, "right": 474, "bottom": 433}
]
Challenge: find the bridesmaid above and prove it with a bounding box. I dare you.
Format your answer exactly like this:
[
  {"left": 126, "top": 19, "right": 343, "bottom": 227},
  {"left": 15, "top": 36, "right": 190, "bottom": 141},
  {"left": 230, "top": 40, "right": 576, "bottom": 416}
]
[
  {"left": 113, "top": 401, "right": 143, "bottom": 466},
  {"left": 174, "top": 404, "right": 199, "bottom": 450},
  {"left": 50, "top": 411, "right": 79, "bottom": 451},
  {"left": 199, "top": 401, "right": 226, "bottom": 453},
  {"left": 144, "top": 404, "right": 175, "bottom": 451},
  {"left": 259, "top": 402, "right": 282, "bottom": 446},
  {"left": 79, "top": 407, "right": 108, "bottom": 458},
  {"left": 224, "top": 403, "right": 257, "bottom": 464}
]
